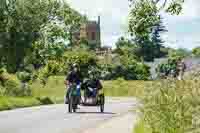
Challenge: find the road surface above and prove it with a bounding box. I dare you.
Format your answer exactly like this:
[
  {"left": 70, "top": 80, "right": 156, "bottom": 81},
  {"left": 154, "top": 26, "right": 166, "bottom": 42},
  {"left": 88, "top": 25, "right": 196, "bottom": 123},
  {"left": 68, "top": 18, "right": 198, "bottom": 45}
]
[{"left": 0, "top": 97, "right": 138, "bottom": 133}]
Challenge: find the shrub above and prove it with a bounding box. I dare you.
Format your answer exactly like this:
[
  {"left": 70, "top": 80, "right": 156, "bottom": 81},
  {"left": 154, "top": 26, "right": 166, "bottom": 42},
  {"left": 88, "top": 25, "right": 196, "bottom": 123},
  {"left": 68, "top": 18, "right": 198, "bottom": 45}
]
[
  {"left": 100, "top": 56, "right": 150, "bottom": 80},
  {"left": 4, "top": 78, "right": 21, "bottom": 96},
  {"left": 17, "top": 71, "right": 32, "bottom": 83},
  {"left": 63, "top": 49, "right": 97, "bottom": 76},
  {"left": 0, "top": 70, "right": 31, "bottom": 97},
  {"left": 36, "top": 97, "right": 54, "bottom": 105},
  {"left": 192, "top": 47, "right": 200, "bottom": 57}
]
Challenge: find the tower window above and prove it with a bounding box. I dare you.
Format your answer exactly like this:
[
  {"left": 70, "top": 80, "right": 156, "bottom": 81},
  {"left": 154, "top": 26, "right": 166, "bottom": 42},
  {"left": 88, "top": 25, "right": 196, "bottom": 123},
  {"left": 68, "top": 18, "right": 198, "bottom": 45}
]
[{"left": 91, "top": 32, "right": 96, "bottom": 40}]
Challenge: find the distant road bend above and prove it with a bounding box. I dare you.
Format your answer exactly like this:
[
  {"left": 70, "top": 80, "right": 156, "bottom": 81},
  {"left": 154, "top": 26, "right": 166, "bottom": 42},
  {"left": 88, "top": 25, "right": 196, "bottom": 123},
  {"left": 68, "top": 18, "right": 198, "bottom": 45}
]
[{"left": 0, "top": 97, "right": 138, "bottom": 133}]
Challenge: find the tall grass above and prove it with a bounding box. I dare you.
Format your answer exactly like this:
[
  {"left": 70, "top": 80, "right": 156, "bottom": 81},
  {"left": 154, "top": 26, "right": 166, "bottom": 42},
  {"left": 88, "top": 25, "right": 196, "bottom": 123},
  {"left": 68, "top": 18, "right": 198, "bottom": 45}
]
[
  {"left": 103, "top": 78, "right": 151, "bottom": 98},
  {"left": 31, "top": 76, "right": 65, "bottom": 103},
  {"left": 140, "top": 79, "right": 200, "bottom": 133},
  {"left": 134, "top": 120, "right": 152, "bottom": 133}
]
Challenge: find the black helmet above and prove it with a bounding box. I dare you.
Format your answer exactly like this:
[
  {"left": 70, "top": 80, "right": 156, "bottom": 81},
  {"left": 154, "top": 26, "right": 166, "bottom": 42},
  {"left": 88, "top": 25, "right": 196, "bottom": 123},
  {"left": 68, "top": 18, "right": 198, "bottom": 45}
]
[
  {"left": 88, "top": 67, "right": 99, "bottom": 79},
  {"left": 69, "top": 63, "right": 78, "bottom": 71},
  {"left": 72, "top": 63, "right": 78, "bottom": 68}
]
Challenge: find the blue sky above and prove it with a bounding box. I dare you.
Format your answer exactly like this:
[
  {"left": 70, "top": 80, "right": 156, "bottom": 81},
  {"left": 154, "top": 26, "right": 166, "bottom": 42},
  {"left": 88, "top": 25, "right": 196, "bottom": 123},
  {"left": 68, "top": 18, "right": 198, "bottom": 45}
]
[{"left": 68, "top": 0, "right": 200, "bottom": 50}]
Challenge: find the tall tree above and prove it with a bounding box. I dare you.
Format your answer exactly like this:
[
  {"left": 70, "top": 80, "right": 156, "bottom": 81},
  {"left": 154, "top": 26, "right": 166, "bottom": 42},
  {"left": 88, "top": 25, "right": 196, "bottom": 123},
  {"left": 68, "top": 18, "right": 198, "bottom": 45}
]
[
  {"left": 115, "top": 37, "right": 140, "bottom": 60},
  {"left": 129, "top": 0, "right": 184, "bottom": 15},
  {"left": 151, "top": 16, "right": 167, "bottom": 58},
  {"left": 129, "top": 0, "right": 160, "bottom": 61},
  {"left": 0, "top": 0, "right": 86, "bottom": 72}
]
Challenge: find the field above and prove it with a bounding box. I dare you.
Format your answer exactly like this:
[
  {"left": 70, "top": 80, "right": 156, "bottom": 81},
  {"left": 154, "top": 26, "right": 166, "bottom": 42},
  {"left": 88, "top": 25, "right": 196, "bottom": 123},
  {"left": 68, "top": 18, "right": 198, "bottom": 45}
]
[
  {"left": 0, "top": 76, "right": 149, "bottom": 111},
  {"left": 32, "top": 76, "right": 151, "bottom": 101}
]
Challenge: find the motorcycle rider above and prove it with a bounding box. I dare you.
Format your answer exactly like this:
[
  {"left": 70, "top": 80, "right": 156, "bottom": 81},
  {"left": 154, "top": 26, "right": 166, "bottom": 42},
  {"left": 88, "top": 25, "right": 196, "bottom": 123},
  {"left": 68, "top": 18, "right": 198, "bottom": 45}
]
[
  {"left": 64, "top": 63, "right": 82, "bottom": 104},
  {"left": 84, "top": 70, "right": 102, "bottom": 102}
]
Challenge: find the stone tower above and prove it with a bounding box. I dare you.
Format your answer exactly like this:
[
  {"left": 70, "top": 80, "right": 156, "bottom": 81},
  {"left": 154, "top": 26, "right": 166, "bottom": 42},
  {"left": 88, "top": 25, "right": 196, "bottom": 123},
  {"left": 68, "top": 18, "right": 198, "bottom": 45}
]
[{"left": 80, "top": 16, "right": 101, "bottom": 49}]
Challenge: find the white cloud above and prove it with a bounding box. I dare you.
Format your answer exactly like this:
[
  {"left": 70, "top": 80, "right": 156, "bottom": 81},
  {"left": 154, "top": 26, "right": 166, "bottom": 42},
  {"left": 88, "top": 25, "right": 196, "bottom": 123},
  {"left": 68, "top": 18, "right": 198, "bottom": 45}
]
[
  {"left": 180, "top": 0, "right": 200, "bottom": 19},
  {"left": 67, "top": 0, "right": 129, "bottom": 46},
  {"left": 67, "top": 0, "right": 200, "bottom": 49},
  {"left": 162, "top": 0, "right": 200, "bottom": 49}
]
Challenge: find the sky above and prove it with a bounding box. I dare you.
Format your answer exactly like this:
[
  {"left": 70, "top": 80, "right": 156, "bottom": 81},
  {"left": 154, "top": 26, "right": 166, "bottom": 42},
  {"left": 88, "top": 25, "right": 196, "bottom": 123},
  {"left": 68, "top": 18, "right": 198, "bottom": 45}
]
[{"left": 67, "top": 0, "right": 200, "bottom": 50}]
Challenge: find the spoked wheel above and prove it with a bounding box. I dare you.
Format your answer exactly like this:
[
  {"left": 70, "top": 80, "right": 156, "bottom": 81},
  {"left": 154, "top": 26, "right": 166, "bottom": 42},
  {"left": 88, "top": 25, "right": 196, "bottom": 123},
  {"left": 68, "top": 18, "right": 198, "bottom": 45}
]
[
  {"left": 100, "top": 103, "right": 104, "bottom": 113},
  {"left": 72, "top": 96, "right": 77, "bottom": 113},
  {"left": 64, "top": 93, "right": 68, "bottom": 104},
  {"left": 72, "top": 104, "right": 77, "bottom": 112},
  {"left": 99, "top": 95, "right": 105, "bottom": 113},
  {"left": 68, "top": 96, "right": 78, "bottom": 113},
  {"left": 68, "top": 96, "right": 72, "bottom": 113}
]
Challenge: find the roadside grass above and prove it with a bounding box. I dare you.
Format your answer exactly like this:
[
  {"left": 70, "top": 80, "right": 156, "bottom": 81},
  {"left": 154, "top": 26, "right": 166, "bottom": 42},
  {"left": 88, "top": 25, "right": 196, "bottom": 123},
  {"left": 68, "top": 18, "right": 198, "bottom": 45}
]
[
  {"left": 0, "top": 96, "right": 41, "bottom": 111},
  {"left": 31, "top": 76, "right": 65, "bottom": 103},
  {"left": 134, "top": 120, "right": 152, "bottom": 133},
  {"left": 103, "top": 78, "right": 152, "bottom": 98}
]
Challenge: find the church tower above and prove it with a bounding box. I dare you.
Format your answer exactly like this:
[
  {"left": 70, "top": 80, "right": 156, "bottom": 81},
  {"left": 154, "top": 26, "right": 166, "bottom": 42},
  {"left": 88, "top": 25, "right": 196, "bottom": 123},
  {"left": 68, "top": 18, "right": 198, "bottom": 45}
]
[{"left": 79, "top": 16, "right": 101, "bottom": 49}]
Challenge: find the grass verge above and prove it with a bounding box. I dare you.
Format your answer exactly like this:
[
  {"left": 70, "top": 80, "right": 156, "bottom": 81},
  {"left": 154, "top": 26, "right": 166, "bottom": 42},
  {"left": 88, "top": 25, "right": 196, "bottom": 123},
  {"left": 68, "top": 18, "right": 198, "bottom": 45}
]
[
  {"left": 0, "top": 97, "right": 41, "bottom": 111},
  {"left": 103, "top": 79, "right": 151, "bottom": 98},
  {"left": 134, "top": 120, "right": 152, "bottom": 133},
  {"left": 31, "top": 76, "right": 65, "bottom": 103}
]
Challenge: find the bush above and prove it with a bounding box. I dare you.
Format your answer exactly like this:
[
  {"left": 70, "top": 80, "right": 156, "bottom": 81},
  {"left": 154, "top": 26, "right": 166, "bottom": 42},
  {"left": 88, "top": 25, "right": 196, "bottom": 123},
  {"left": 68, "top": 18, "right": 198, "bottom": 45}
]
[
  {"left": 192, "top": 47, "right": 200, "bottom": 57},
  {"left": 63, "top": 49, "right": 97, "bottom": 76},
  {"left": 0, "top": 70, "right": 31, "bottom": 97},
  {"left": 36, "top": 97, "right": 54, "bottom": 105},
  {"left": 17, "top": 71, "right": 32, "bottom": 83},
  {"left": 4, "top": 78, "right": 21, "bottom": 96},
  {"left": 100, "top": 56, "right": 150, "bottom": 80}
]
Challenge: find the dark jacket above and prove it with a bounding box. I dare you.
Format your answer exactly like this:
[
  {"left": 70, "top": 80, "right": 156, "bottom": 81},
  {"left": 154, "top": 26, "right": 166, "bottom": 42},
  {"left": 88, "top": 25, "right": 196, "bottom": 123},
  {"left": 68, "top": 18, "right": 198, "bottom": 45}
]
[
  {"left": 66, "top": 71, "right": 82, "bottom": 84},
  {"left": 86, "top": 79, "right": 102, "bottom": 90}
]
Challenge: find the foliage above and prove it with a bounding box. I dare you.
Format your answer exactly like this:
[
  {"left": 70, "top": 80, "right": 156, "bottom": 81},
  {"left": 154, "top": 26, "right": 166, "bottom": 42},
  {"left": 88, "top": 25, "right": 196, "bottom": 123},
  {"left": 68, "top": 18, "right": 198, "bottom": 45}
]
[
  {"left": 17, "top": 71, "right": 32, "bottom": 83},
  {"left": 0, "top": 0, "right": 86, "bottom": 73},
  {"left": 192, "top": 47, "right": 200, "bottom": 57},
  {"left": 129, "top": 0, "right": 159, "bottom": 41},
  {"left": 142, "top": 80, "right": 200, "bottom": 133},
  {"left": 128, "top": 0, "right": 167, "bottom": 61},
  {"left": 115, "top": 37, "right": 140, "bottom": 60},
  {"left": 100, "top": 55, "right": 150, "bottom": 80},
  {"left": 156, "top": 58, "right": 178, "bottom": 78},
  {"left": 165, "top": 0, "right": 184, "bottom": 15},
  {"left": 26, "top": 39, "right": 67, "bottom": 69},
  {"left": 0, "top": 0, "right": 55, "bottom": 72},
  {"left": 151, "top": 16, "right": 168, "bottom": 58},
  {"left": 0, "top": 68, "right": 33, "bottom": 96},
  {"left": 168, "top": 48, "right": 190, "bottom": 60},
  {"left": 129, "top": 0, "right": 184, "bottom": 15},
  {"left": 63, "top": 49, "right": 98, "bottom": 76},
  {"left": 77, "top": 38, "right": 90, "bottom": 50},
  {"left": 36, "top": 97, "right": 54, "bottom": 105},
  {"left": 156, "top": 48, "right": 190, "bottom": 79}
]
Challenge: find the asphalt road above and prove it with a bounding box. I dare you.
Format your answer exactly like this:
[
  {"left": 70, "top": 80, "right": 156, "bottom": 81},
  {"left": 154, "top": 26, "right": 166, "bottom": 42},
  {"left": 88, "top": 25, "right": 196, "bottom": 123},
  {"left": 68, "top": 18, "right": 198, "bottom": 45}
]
[{"left": 0, "top": 97, "right": 138, "bottom": 133}]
